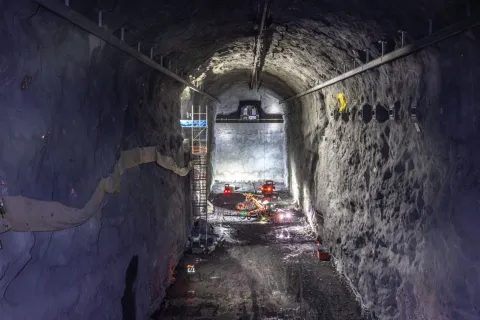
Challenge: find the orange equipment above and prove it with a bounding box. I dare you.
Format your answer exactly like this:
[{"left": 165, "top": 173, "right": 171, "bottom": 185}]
[{"left": 260, "top": 180, "right": 275, "bottom": 195}]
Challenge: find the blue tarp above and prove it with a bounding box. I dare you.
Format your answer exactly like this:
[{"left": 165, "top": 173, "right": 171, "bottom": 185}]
[{"left": 180, "top": 120, "right": 207, "bottom": 127}]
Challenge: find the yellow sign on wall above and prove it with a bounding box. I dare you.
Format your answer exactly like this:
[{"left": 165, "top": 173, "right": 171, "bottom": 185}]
[{"left": 337, "top": 93, "right": 348, "bottom": 113}]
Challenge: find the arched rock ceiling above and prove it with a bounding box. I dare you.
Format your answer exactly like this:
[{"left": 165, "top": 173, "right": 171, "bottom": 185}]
[
  {"left": 85, "top": 0, "right": 466, "bottom": 95},
  {"left": 212, "top": 73, "right": 288, "bottom": 115}
]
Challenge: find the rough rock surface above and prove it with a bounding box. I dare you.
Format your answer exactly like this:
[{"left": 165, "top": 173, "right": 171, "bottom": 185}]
[
  {"left": 287, "top": 35, "right": 480, "bottom": 320},
  {"left": 1, "top": 0, "right": 479, "bottom": 319},
  {"left": 0, "top": 2, "right": 190, "bottom": 319}
]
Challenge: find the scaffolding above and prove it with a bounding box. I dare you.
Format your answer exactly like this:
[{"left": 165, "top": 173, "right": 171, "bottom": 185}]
[{"left": 187, "top": 105, "right": 208, "bottom": 220}]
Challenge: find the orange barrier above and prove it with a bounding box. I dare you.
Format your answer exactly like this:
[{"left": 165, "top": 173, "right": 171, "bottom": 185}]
[{"left": 191, "top": 146, "right": 208, "bottom": 155}]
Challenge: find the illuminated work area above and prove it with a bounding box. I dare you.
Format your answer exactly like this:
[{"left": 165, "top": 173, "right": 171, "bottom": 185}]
[{"left": 0, "top": 0, "right": 480, "bottom": 319}]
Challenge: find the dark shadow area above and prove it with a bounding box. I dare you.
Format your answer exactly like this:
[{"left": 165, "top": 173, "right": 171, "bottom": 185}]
[
  {"left": 122, "top": 255, "right": 139, "bottom": 320},
  {"left": 385, "top": 36, "right": 396, "bottom": 52},
  {"left": 375, "top": 104, "right": 389, "bottom": 123},
  {"left": 350, "top": 106, "right": 357, "bottom": 121},
  {"left": 331, "top": 108, "right": 340, "bottom": 121},
  {"left": 122, "top": 106, "right": 138, "bottom": 149},
  {"left": 341, "top": 111, "right": 350, "bottom": 122},
  {"left": 216, "top": 100, "right": 284, "bottom": 123},
  {"left": 361, "top": 104, "right": 373, "bottom": 123}
]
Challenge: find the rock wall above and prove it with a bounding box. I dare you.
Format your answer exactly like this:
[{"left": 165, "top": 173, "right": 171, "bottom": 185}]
[
  {"left": 0, "top": 3, "right": 189, "bottom": 319},
  {"left": 287, "top": 33, "right": 480, "bottom": 320},
  {"left": 213, "top": 123, "right": 285, "bottom": 183}
]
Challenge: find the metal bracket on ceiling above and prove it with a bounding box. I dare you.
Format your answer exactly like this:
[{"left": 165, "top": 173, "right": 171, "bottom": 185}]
[
  {"left": 410, "top": 104, "right": 417, "bottom": 121},
  {"left": 280, "top": 15, "right": 480, "bottom": 105},
  {"left": 378, "top": 40, "right": 387, "bottom": 56},
  {"left": 398, "top": 30, "right": 407, "bottom": 47},
  {"left": 410, "top": 104, "right": 422, "bottom": 133},
  {"left": 33, "top": 0, "right": 220, "bottom": 103}
]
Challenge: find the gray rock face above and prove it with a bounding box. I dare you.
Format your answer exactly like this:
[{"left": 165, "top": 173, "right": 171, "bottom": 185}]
[
  {"left": 0, "top": 2, "right": 189, "bottom": 319},
  {"left": 213, "top": 123, "right": 285, "bottom": 183},
  {"left": 287, "top": 37, "right": 480, "bottom": 319}
]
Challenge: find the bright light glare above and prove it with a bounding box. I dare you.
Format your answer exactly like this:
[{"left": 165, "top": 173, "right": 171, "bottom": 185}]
[
  {"left": 286, "top": 212, "right": 292, "bottom": 218},
  {"left": 279, "top": 213, "right": 285, "bottom": 220},
  {"left": 269, "top": 103, "right": 282, "bottom": 113},
  {"left": 180, "top": 87, "right": 191, "bottom": 101}
]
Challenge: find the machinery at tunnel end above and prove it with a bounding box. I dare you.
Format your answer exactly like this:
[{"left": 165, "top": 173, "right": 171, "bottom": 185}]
[
  {"left": 260, "top": 180, "right": 275, "bottom": 195},
  {"left": 223, "top": 183, "right": 233, "bottom": 194},
  {"left": 213, "top": 191, "right": 296, "bottom": 224}
]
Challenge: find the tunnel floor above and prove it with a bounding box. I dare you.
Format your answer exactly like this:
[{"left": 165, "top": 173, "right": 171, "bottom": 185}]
[{"left": 153, "top": 194, "right": 364, "bottom": 320}]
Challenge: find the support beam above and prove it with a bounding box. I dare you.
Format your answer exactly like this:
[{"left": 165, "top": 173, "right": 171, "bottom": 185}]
[
  {"left": 34, "top": 0, "right": 220, "bottom": 103},
  {"left": 250, "top": 0, "right": 269, "bottom": 89},
  {"left": 280, "top": 15, "right": 480, "bottom": 104}
]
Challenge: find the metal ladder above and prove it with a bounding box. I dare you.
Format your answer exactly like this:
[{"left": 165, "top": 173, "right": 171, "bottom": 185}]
[{"left": 190, "top": 105, "right": 208, "bottom": 219}]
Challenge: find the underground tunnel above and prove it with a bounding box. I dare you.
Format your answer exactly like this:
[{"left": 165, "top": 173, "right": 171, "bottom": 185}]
[{"left": 1, "top": 0, "right": 480, "bottom": 319}]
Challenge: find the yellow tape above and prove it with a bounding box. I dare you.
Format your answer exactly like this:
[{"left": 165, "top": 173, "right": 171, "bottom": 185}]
[{"left": 337, "top": 93, "right": 348, "bottom": 113}]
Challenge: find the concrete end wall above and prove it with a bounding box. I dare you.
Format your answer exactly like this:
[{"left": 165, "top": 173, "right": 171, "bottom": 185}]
[{"left": 213, "top": 123, "right": 285, "bottom": 183}]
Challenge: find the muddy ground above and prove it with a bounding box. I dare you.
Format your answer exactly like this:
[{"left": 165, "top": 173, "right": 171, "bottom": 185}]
[{"left": 153, "top": 193, "right": 364, "bottom": 320}]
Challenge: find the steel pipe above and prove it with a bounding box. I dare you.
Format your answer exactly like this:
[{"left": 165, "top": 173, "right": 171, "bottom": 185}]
[
  {"left": 34, "top": 0, "right": 220, "bottom": 103},
  {"left": 280, "top": 15, "right": 480, "bottom": 104}
]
